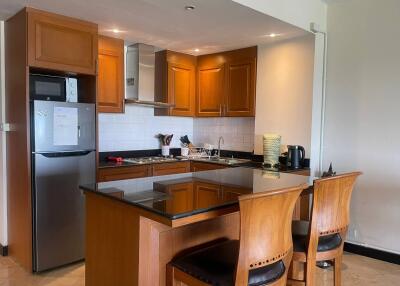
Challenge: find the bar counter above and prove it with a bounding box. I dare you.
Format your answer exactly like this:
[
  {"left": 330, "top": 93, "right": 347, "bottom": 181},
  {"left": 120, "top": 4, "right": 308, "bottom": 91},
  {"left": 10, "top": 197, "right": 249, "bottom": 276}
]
[{"left": 82, "top": 167, "right": 312, "bottom": 286}]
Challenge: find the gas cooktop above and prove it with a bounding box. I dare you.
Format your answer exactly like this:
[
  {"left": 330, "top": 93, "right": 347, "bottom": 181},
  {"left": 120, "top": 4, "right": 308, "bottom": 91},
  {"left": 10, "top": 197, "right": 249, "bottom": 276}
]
[{"left": 123, "top": 156, "right": 178, "bottom": 164}]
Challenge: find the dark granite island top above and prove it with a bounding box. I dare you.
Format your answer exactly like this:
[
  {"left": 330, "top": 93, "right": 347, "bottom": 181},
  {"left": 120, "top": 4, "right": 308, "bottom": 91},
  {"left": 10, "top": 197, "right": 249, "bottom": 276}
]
[
  {"left": 81, "top": 167, "right": 312, "bottom": 223},
  {"left": 83, "top": 167, "right": 312, "bottom": 286}
]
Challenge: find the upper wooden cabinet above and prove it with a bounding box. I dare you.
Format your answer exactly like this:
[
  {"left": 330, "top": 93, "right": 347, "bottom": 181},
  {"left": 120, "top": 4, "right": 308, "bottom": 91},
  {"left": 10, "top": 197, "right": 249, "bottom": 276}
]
[
  {"left": 224, "top": 56, "right": 256, "bottom": 116},
  {"left": 98, "top": 35, "right": 125, "bottom": 113},
  {"left": 27, "top": 8, "right": 98, "bottom": 75},
  {"left": 197, "top": 64, "right": 225, "bottom": 117},
  {"left": 155, "top": 51, "right": 196, "bottom": 116},
  {"left": 196, "top": 46, "right": 257, "bottom": 117}
]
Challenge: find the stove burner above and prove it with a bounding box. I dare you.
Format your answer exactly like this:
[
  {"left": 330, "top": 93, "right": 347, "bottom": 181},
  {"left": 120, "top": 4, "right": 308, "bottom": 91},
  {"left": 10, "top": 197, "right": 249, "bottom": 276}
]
[{"left": 123, "top": 156, "right": 178, "bottom": 164}]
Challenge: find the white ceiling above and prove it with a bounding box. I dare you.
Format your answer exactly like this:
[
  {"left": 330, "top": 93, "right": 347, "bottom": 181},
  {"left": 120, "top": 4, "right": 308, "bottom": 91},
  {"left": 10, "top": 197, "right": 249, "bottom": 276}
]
[{"left": 0, "top": 0, "right": 311, "bottom": 55}]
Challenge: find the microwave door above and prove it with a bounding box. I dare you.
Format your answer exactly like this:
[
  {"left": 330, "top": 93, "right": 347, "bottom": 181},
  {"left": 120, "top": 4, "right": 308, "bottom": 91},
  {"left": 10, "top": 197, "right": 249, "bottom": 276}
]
[{"left": 32, "top": 100, "right": 96, "bottom": 153}]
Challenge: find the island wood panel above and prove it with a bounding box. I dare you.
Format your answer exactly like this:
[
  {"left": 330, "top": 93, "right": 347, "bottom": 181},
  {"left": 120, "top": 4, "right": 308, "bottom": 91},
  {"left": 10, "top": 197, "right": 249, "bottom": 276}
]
[
  {"left": 5, "top": 8, "right": 32, "bottom": 272},
  {"left": 190, "top": 161, "right": 228, "bottom": 172},
  {"left": 98, "top": 35, "right": 124, "bottom": 113},
  {"left": 85, "top": 191, "right": 240, "bottom": 286},
  {"left": 152, "top": 161, "right": 190, "bottom": 177},
  {"left": 27, "top": 7, "right": 98, "bottom": 75},
  {"left": 97, "top": 165, "right": 152, "bottom": 182}
]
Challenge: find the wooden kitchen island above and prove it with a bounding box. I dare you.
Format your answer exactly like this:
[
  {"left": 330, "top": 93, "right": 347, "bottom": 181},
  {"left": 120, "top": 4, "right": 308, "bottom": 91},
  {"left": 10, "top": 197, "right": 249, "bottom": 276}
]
[{"left": 81, "top": 167, "right": 311, "bottom": 286}]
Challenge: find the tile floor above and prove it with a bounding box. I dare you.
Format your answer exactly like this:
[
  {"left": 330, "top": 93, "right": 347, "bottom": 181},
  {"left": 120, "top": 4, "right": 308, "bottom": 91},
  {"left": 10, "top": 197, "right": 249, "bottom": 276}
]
[{"left": 0, "top": 252, "right": 399, "bottom": 285}]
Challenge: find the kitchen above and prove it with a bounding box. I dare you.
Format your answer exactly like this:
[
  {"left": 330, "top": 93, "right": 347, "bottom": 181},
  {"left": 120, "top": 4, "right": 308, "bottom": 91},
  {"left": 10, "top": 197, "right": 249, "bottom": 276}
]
[{"left": 1, "top": 0, "right": 398, "bottom": 286}]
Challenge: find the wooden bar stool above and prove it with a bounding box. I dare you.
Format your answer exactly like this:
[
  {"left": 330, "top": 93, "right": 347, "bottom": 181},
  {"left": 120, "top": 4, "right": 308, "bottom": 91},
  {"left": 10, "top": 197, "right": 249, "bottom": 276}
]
[
  {"left": 167, "top": 184, "right": 307, "bottom": 286},
  {"left": 288, "top": 172, "right": 362, "bottom": 286}
]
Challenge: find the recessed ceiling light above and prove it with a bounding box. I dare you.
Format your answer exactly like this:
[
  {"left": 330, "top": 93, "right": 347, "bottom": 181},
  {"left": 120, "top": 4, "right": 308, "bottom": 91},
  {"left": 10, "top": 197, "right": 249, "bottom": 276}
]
[
  {"left": 185, "top": 5, "right": 195, "bottom": 11},
  {"left": 194, "top": 48, "right": 200, "bottom": 52},
  {"left": 269, "top": 33, "right": 277, "bottom": 38},
  {"left": 112, "top": 29, "right": 120, "bottom": 34}
]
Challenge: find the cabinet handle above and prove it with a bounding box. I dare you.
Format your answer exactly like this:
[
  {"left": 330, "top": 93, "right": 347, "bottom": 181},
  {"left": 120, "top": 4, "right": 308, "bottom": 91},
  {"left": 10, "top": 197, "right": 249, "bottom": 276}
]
[{"left": 219, "top": 104, "right": 222, "bottom": 116}]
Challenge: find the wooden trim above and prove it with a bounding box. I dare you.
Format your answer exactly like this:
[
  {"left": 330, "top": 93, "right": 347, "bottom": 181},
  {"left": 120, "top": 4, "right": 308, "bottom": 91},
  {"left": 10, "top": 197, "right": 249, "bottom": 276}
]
[
  {"left": 344, "top": 242, "right": 400, "bottom": 265},
  {"left": 5, "top": 8, "right": 33, "bottom": 272}
]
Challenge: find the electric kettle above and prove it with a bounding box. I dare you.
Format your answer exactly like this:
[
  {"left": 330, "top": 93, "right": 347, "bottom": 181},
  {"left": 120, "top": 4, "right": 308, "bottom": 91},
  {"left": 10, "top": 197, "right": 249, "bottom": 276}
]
[{"left": 286, "top": 145, "right": 305, "bottom": 169}]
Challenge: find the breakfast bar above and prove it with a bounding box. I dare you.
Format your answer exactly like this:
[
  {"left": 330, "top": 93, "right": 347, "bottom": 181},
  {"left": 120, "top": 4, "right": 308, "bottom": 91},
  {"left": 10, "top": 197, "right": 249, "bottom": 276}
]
[{"left": 81, "top": 167, "right": 311, "bottom": 286}]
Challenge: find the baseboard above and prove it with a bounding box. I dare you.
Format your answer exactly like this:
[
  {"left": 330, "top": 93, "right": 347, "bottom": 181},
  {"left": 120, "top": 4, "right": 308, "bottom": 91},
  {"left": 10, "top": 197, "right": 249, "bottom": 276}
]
[
  {"left": 344, "top": 242, "right": 400, "bottom": 265},
  {"left": 0, "top": 244, "right": 8, "bottom": 256}
]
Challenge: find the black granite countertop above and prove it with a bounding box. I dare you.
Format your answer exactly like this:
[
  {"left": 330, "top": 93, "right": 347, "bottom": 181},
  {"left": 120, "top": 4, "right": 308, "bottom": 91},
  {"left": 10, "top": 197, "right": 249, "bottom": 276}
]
[{"left": 81, "top": 167, "right": 311, "bottom": 220}]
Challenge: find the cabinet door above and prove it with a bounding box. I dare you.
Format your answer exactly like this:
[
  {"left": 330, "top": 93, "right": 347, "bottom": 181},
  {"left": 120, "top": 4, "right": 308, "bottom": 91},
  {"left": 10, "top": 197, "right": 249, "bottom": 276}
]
[
  {"left": 168, "top": 63, "right": 195, "bottom": 116},
  {"left": 27, "top": 9, "right": 97, "bottom": 75},
  {"left": 164, "top": 183, "right": 194, "bottom": 214},
  {"left": 221, "top": 185, "right": 252, "bottom": 202},
  {"left": 194, "top": 182, "right": 221, "bottom": 209},
  {"left": 224, "top": 57, "right": 256, "bottom": 117},
  {"left": 97, "top": 165, "right": 151, "bottom": 182},
  {"left": 152, "top": 161, "right": 190, "bottom": 176},
  {"left": 98, "top": 35, "right": 125, "bottom": 113},
  {"left": 196, "top": 65, "right": 225, "bottom": 117},
  {"left": 190, "top": 162, "right": 227, "bottom": 172}
]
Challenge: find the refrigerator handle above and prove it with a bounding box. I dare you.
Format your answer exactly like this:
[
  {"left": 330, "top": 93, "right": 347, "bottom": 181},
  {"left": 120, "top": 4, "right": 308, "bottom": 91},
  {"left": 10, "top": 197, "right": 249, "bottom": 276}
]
[{"left": 37, "top": 151, "right": 94, "bottom": 158}]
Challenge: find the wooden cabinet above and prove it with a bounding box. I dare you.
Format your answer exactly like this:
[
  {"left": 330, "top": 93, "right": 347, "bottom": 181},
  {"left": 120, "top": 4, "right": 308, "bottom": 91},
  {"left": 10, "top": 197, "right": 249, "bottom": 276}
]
[
  {"left": 224, "top": 56, "right": 256, "bottom": 116},
  {"left": 190, "top": 161, "right": 228, "bottom": 172},
  {"left": 196, "top": 64, "right": 225, "bottom": 117},
  {"left": 27, "top": 8, "right": 98, "bottom": 75},
  {"left": 152, "top": 161, "right": 190, "bottom": 177},
  {"left": 196, "top": 46, "right": 257, "bottom": 117},
  {"left": 98, "top": 35, "right": 125, "bottom": 113},
  {"left": 194, "top": 182, "right": 221, "bottom": 209},
  {"left": 221, "top": 185, "right": 252, "bottom": 202},
  {"left": 163, "top": 183, "right": 194, "bottom": 214},
  {"left": 155, "top": 51, "right": 196, "bottom": 116},
  {"left": 98, "top": 165, "right": 151, "bottom": 182}
]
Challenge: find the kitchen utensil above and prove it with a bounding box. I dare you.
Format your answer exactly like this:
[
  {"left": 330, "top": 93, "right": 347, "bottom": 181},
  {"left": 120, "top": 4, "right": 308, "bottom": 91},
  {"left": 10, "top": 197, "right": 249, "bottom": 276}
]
[
  {"left": 286, "top": 145, "right": 305, "bottom": 169},
  {"left": 106, "top": 156, "right": 123, "bottom": 162}
]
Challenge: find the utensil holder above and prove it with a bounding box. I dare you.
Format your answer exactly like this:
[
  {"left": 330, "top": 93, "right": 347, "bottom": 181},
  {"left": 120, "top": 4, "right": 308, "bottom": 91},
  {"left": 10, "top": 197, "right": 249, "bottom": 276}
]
[
  {"left": 161, "top": 145, "right": 170, "bottom": 157},
  {"left": 181, "top": 147, "right": 189, "bottom": 157}
]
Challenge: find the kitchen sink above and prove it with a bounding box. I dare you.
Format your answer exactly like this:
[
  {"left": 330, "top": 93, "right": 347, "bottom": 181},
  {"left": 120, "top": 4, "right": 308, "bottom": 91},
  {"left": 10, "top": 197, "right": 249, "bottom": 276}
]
[{"left": 194, "top": 157, "right": 251, "bottom": 166}]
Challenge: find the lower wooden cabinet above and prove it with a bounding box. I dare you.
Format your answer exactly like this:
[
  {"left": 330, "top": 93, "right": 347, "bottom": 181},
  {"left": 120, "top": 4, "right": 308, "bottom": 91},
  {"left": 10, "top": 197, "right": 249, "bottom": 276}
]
[
  {"left": 152, "top": 161, "right": 190, "bottom": 176},
  {"left": 163, "top": 183, "right": 194, "bottom": 214},
  {"left": 98, "top": 165, "right": 151, "bottom": 182},
  {"left": 194, "top": 182, "right": 221, "bottom": 209},
  {"left": 190, "top": 161, "right": 228, "bottom": 172},
  {"left": 98, "top": 35, "right": 125, "bottom": 113}
]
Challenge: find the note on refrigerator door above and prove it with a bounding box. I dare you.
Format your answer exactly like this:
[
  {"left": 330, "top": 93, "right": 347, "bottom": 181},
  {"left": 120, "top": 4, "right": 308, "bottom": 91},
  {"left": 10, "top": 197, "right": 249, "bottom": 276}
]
[{"left": 53, "top": 107, "right": 78, "bottom": 145}]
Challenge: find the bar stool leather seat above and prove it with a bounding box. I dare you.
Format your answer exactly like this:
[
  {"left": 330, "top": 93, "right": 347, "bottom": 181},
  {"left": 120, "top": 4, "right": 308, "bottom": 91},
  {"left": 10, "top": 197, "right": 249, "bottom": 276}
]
[{"left": 171, "top": 240, "right": 285, "bottom": 286}]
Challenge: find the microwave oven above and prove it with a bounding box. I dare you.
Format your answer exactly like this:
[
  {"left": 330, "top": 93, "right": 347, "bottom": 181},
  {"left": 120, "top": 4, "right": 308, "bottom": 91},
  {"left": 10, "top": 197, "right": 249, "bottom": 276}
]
[{"left": 30, "top": 74, "right": 78, "bottom": 102}]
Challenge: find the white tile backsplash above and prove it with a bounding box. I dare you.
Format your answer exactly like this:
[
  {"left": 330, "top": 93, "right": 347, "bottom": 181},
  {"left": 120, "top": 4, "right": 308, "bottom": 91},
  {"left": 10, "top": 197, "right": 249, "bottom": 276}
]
[
  {"left": 193, "top": 118, "right": 255, "bottom": 152},
  {"left": 99, "top": 105, "right": 255, "bottom": 152},
  {"left": 98, "top": 105, "right": 194, "bottom": 151}
]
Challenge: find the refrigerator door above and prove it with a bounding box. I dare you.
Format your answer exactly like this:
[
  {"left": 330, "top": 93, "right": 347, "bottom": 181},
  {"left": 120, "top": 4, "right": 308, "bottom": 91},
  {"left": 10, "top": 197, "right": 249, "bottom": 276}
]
[
  {"left": 33, "top": 150, "right": 95, "bottom": 272},
  {"left": 33, "top": 100, "right": 95, "bottom": 152}
]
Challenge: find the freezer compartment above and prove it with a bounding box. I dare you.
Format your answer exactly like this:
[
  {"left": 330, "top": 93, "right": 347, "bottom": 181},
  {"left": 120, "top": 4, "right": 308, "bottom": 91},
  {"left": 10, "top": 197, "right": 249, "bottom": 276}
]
[
  {"left": 32, "top": 100, "right": 95, "bottom": 152},
  {"left": 33, "top": 150, "right": 95, "bottom": 272}
]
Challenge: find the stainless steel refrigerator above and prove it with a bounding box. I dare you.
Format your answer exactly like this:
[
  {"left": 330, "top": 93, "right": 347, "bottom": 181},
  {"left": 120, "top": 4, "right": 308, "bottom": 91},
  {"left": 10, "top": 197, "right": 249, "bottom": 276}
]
[{"left": 31, "top": 100, "right": 96, "bottom": 272}]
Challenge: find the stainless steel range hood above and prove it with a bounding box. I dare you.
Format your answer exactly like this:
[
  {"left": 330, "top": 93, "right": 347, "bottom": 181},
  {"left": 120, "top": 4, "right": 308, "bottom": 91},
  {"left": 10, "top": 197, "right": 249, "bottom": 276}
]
[{"left": 125, "top": 43, "right": 173, "bottom": 108}]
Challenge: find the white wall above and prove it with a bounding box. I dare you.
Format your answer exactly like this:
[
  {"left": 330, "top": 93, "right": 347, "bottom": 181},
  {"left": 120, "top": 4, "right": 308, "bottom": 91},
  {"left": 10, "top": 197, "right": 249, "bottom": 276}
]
[
  {"left": 254, "top": 35, "right": 315, "bottom": 157},
  {"left": 193, "top": 118, "right": 255, "bottom": 152},
  {"left": 0, "top": 21, "right": 7, "bottom": 247},
  {"left": 233, "top": 0, "right": 327, "bottom": 32},
  {"left": 234, "top": 0, "right": 327, "bottom": 176},
  {"left": 324, "top": 0, "right": 400, "bottom": 254}
]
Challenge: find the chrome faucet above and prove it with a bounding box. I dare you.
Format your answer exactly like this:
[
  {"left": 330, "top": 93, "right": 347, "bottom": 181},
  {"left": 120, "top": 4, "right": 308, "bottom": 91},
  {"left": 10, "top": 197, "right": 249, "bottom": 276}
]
[{"left": 217, "top": 136, "right": 224, "bottom": 158}]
